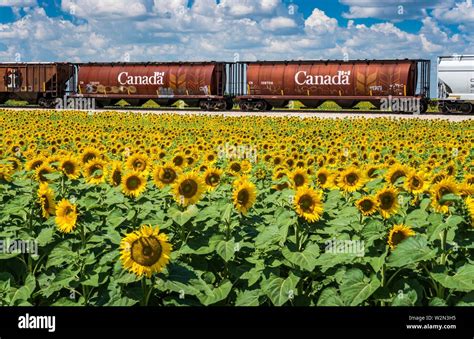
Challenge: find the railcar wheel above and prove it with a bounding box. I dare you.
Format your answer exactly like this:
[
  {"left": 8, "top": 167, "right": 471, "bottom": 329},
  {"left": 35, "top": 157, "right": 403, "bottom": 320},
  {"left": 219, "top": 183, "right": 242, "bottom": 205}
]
[
  {"left": 200, "top": 101, "right": 210, "bottom": 110},
  {"left": 214, "top": 100, "right": 227, "bottom": 111},
  {"left": 254, "top": 101, "right": 267, "bottom": 111},
  {"left": 459, "top": 103, "right": 473, "bottom": 114},
  {"left": 239, "top": 101, "right": 251, "bottom": 111}
]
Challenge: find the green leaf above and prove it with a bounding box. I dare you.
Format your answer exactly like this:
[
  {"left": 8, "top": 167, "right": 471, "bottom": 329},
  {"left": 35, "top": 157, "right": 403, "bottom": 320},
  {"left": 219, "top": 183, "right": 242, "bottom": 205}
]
[
  {"left": 431, "top": 264, "right": 474, "bottom": 292},
  {"left": 169, "top": 205, "right": 199, "bottom": 226},
  {"left": 314, "top": 252, "right": 357, "bottom": 272},
  {"left": 235, "top": 290, "right": 261, "bottom": 306},
  {"left": 387, "top": 236, "right": 437, "bottom": 268},
  {"left": 36, "top": 227, "right": 55, "bottom": 246},
  {"left": 10, "top": 274, "right": 36, "bottom": 305},
  {"left": 196, "top": 279, "right": 232, "bottom": 306},
  {"left": 317, "top": 287, "right": 345, "bottom": 306},
  {"left": 263, "top": 272, "right": 299, "bottom": 306},
  {"left": 429, "top": 297, "right": 448, "bottom": 306},
  {"left": 282, "top": 243, "right": 319, "bottom": 271},
  {"left": 340, "top": 269, "right": 381, "bottom": 306},
  {"left": 215, "top": 239, "right": 235, "bottom": 262}
]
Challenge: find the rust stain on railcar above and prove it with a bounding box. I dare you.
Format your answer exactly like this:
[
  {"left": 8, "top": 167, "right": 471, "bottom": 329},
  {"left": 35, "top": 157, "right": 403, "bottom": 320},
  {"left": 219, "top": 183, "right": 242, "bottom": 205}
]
[{"left": 247, "top": 61, "right": 417, "bottom": 97}]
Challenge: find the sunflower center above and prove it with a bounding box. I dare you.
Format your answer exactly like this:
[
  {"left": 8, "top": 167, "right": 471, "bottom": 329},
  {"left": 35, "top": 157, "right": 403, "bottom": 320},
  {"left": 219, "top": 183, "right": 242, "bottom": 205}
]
[
  {"left": 130, "top": 237, "right": 162, "bottom": 267},
  {"left": 318, "top": 173, "right": 327, "bottom": 184},
  {"left": 90, "top": 165, "right": 103, "bottom": 178},
  {"left": 346, "top": 173, "right": 358, "bottom": 185},
  {"left": 126, "top": 176, "right": 141, "bottom": 190},
  {"left": 411, "top": 177, "right": 421, "bottom": 188},
  {"left": 294, "top": 174, "right": 305, "bottom": 187},
  {"left": 237, "top": 189, "right": 249, "bottom": 205},
  {"left": 42, "top": 196, "right": 49, "bottom": 210},
  {"left": 180, "top": 179, "right": 198, "bottom": 198},
  {"left": 390, "top": 171, "right": 405, "bottom": 183},
  {"left": 231, "top": 163, "right": 241, "bottom": 172},
  {"left": 83, "top": 153, "right": 96, "bottom": 163},
  {"left": 299, "top": 194, "right": 314, "bottom": 212},
  {"left": 112, "top": 170, "right": 122, "bottom": 186},
  {"left": 360, "top": 199, "right": 373, "bottom": 212},
  {"left": 161, "top": 168, "right": 176, "bottom": 183},
  {"left": 134, "top": 160, "right": 145, "bottom": 170},
  {"left": 391, "top": 231, "right": 407, "bottom": 246},
  {"left": 64, "top": 206, "right": 73, "bottom": 216},
  {"left": 206, "top": 173, "right": 220, "bottom": 186},
  {"left": 63, "top": 161, "right": 75, "bottom": 174},
  {"left": 173, "top": 156, "right": 184, "bottom": 166},
  {"left": 380, "top": 193, "right": 395, "bottom": 209}
]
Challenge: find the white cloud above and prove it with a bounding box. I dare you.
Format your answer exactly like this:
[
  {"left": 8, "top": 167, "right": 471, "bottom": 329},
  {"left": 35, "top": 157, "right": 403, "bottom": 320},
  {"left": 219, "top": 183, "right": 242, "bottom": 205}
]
[
  {"left": 261, "top": 16, "right": 297, "bottom": 31},
  {"left": 0, "top": 0, "right": 36, "bottom": 6},
  {"left": 432, "top": 1, "right": 474, "bottom": 25},
  {"left": 340, "top": 0, "right": 453, "bottom": 20},
  {"left": 305, "top": 8, "right": 338, "bottom": 34},
  {"left": 61, "top": 0, "right": 147, "bottom": 19}
]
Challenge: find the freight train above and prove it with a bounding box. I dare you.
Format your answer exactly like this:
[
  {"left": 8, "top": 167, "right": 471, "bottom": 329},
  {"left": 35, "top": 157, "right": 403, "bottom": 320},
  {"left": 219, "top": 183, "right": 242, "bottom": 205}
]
[{"left": 0, "top": 55, "right": 473, "bottom": 114}]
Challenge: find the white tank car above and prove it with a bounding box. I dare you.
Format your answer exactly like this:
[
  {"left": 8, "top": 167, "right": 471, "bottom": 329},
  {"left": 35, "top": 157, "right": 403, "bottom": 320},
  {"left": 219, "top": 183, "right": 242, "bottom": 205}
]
[{"left": 438, "top": 55, "right": 474, "bottom": 114}]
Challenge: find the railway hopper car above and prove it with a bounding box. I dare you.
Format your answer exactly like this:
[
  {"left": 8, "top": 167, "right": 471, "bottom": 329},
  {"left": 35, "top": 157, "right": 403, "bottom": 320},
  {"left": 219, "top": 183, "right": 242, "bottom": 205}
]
[
  {"left": 438, "top": 55, "right": 474, "bottom": 114},
  {"left": 72, "top": 62, "right": 233, "bottom": 109},
  {"left": 0, "top": 63, "right": 75, "bottom": 107},
  {"left": 231, "top": 59, "right": 431, "bottom": 112}
]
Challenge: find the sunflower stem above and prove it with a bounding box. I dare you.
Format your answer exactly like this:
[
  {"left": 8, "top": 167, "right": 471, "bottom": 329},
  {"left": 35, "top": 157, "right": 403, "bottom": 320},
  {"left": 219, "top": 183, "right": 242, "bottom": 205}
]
[{"left": 141, "top": 277, "right": 151, "bottom": 306}]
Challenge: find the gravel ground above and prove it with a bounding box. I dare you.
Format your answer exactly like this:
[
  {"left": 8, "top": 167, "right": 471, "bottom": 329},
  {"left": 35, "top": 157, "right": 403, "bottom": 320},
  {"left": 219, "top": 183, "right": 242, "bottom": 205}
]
[{"left": 2, "top": 107, "right": 473, "bottom": 121}]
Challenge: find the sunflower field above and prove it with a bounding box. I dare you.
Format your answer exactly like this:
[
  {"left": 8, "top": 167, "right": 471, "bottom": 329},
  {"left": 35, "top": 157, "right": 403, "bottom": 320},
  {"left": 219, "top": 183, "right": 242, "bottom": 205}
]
[{"left": 0, "top": 109, "right": 473, "bottom": 307}]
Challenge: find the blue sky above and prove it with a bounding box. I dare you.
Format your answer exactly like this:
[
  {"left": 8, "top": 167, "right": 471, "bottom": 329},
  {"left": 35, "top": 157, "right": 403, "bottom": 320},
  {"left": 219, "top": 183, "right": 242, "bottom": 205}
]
[{"left": 0, "top": 0, "right": 472, "bottom": 65}]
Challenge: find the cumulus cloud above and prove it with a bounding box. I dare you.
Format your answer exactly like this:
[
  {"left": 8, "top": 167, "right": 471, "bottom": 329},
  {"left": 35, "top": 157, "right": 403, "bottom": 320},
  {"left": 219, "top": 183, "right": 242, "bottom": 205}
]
[
  {"left": 432, "top": 0, "right": 474, "bottom": 25},
  {"left": 305, "top": 8, "right": 338, "bottom": 34},
  {"left": 0, "top": 0, "right": 36, "bottom": 7},
  {"left": 340, "top": 0, "right": 453, "bottom": 20},
  {"left": 61, "top": 0, "right": 147, "bottom": 19}
]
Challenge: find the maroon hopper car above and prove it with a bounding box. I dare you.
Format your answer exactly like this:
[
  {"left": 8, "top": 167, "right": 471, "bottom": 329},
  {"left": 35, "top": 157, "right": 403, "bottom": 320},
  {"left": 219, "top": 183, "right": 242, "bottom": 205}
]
[
  {"left": 74, "top": 62, "right": 232, "bottom": 109},
  {"left": 236, "top": 59, "right": 430, "bottom": 111}
]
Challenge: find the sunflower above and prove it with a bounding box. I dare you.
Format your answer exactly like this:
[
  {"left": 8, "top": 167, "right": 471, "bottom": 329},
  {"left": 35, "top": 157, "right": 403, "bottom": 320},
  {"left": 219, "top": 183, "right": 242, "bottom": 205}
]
[
  {"left": 59, "top": 155, "right": 81, "bottom": 179},
  {"left": 290, "top": 167, "right": 309, "bottom": 188},
  {"left": 83, "top": 159, "right": 108, "bottom": 184},
  {"left": 315, "top": 167, "right": 333, "bottom": 189},
  {"left": 376, "top": 187, "right": 399, "bottom": 219},
  {"left": 294, "top": 186, "right": 324, "bottom": 222},
  {"left": 35, "top": 163, "right": 54, "bottom": 183},
  {"left": 0, "top": 163, "right": 13, "bottom": 181},
  {"left": 241, "top": 159, "right": 252, "bottom": 173},
  {"left": 355, "top": 196, "right": 378, "bottom": 216},
  {"left": 171, "top": 152, "right": 186, "bottom": 167},
  {"left": 363, "top": 164, "right": 381, "bottom": 179},
  {"left": 126, "top": 153, "right": 150, "bottom": 174},
  {"left": 55, "top": 199, "right": 78, "bottom": 233},
  {"left": 109, "top": 161, "right": 123, "bottom": 187},
  {"left": 25, "top": 155, "right": 46, "bottom": 171},
  {"left": 38, "top": 183, "right": 56, "bottom": 218},
  {"left": 385, "top": 164, "right": 410, "bottom": 185},
  {"left": 272, "top": 168, "right": 289, "bottom": 190},
  {"left": 338, "top": 166, "right": 366, "bottom": 193},
  {"left": 152, "top": 163, "right": 181, "bottom": 188},
  {"left": 203, "top": 167, "right": 223, "bottom": 191},
  {"left": 254, "top": 168, "right": 268, "bottom": 180},
  {"left": 6, "top": 157, "right": 21, "bottom": 173},
  {"left": 122, "top": 171, "right": 147, "bottom": 198},
  {"left": 232, "top": 180, "right": 257, "bottom": 215},
  {"left": 431, "top": 178, "right": 458, "bottom": 214},
  {"left": 387, "top": 224, "right": 415, "bottom": 250},
  {"left": 120, "top": 225, "right": 171, "bottom": 278},
  {"left": 228, "top": 160, "right": 243, "bottom": 176},
  {"left": 404, "top": 171, "right": 429, "bottom": 195},
  {"left": 172, "top": 172, "right": 205, "bottom": 206},
  {"left": 80, "top": 147, "right": 101, "bottom": 165},
  {"left": 465, "top": 197, "right": 474, "bottom": 226}
]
